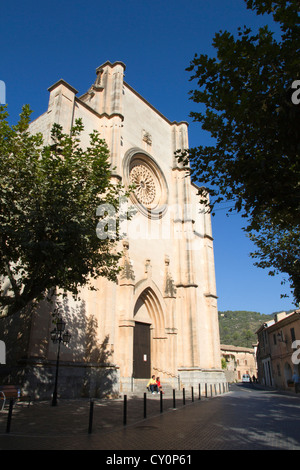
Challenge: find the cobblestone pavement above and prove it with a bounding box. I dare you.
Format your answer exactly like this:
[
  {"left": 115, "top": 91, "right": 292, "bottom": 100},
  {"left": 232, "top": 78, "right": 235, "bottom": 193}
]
[{"left": 1, "top": 384, "right": 300, "bottom": 451}]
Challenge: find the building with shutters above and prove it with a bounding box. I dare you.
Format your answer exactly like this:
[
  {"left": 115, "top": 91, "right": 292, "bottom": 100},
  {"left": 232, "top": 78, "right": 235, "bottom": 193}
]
[{"left": 256, "top": 310, "right": 300, "bottom": 392}]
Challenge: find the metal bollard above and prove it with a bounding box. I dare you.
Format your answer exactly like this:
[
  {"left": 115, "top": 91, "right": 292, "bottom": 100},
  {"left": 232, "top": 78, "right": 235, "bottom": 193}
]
[
  {"left": 191, "top": 386, "right": 194, "bottom": 402},
  {"left": 88, "top": 399, "right": 94, "bottom": 434},
  {"left": 183, "top": 388, "right": 185, "bottom": 405},
  {"left": 6, "top": 399, "right": 13, "bottom": 433},
  {"left": 160, "top": 391, "right": 163, "bottom": 413},
  {"left": 173, "top": 389, "right": 176, "bottom": 409},
  {"left": 199, "top": 383, "right": 201, "bottom": 400},
  {"left": 144, "top": 392, "right": 147, "bottom": 419},
  {"left": 123, "top": 394, "right": 127, "bottom": 426}
]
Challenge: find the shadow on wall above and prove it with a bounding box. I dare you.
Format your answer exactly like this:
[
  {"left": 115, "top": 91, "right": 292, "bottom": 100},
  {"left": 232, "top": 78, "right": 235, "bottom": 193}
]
[
  {"left": 0, "top": 297, "right": 119, "bottom": 399},
  {"left": 82, "top": 311, "right": 118, "bottom": 398}
]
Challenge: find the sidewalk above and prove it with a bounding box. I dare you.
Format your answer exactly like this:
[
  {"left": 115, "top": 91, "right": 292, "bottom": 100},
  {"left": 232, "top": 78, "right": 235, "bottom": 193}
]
[
  {"left": 1, "top": 384, "right": 300, "bottom": 450},
  {"left": 0, "top": 389, "right": 209, "bottom": 450}
]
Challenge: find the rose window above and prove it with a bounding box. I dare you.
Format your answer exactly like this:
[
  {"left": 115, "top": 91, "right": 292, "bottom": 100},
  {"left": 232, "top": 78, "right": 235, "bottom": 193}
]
[{"left": 129, "top": 165, "right": 156, "bottom": 206}]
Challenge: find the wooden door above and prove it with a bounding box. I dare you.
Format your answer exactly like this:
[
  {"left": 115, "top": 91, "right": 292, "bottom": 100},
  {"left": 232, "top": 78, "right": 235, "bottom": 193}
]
[{"left": 133, "top": 322, "right": 151, "bottom": 378}]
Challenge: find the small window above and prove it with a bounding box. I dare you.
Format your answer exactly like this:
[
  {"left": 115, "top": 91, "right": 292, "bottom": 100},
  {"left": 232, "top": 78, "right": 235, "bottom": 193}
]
[
  {"left": 277, "top": 364, "right": 281, "bottom": 376},
  {"left": 291, "top": 328, "right": 296, "bottom": 343}
]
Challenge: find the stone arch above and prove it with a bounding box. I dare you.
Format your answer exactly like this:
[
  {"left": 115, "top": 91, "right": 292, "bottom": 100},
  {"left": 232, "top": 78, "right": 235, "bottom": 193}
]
[
  {"left": 133, "top": 280, "right": 168, "bottom": 377},
  {"left": 134, "top": 279, "right": 166, "bottom": 337}
]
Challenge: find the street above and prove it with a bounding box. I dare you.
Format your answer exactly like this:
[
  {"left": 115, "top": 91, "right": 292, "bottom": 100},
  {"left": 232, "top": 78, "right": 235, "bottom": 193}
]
[
  {"left": 98, "top": 383, "right": 300, "bottom": 451},
  {"left": 1, "top": 383, "right": 300, "bottom": 450}
]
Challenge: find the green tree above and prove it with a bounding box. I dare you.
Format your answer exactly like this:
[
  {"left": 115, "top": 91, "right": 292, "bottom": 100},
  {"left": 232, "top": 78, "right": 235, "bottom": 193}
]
[
  {"left": 242, "top": 329, "right": 254, "bottom": 348},
  {"left": 0, "top": 105, "right": 127, "bottom": 316},
  {"left": 249, "top": 217, "right": 300, "bottom": 302},
  {"left": 221, "top": 357, "right": 227, "bottom": 370},
  {"left": 178, "top": 0, "right": 300, "bottom": 302}
]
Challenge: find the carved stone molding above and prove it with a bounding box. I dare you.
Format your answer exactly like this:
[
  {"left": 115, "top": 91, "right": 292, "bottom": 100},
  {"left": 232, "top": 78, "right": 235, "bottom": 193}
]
[{"left": 120, "top": 240, "right": 135, "bottom": 284}]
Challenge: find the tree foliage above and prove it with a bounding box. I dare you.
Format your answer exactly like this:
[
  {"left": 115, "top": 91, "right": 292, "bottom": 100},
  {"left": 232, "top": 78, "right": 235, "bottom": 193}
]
[
  {"left": 249, "top": 217, "right": 300, "bottom": 301},
  {"left": 179, "top": 0, "right": 300, "bottom": 302},
  {"left": 0, "top": 105, "right": 126, "bottom": 316},
  {"left": 218, "top": 310, "right": 274, "bottom": 347}
]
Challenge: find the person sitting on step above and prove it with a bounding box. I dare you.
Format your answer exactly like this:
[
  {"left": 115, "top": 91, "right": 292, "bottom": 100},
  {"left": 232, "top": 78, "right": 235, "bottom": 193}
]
[
  {"left": 147, "top": 375, "right": 158, "bottom": 394},
  {"left": 156, "top": 377, "right": 164, "bottom": 394}
]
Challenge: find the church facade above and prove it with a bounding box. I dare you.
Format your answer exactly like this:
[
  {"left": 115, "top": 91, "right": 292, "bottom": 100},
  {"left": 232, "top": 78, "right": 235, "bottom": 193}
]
[{"left": 2, "top": 61, "right": 225, "bottom": 398}]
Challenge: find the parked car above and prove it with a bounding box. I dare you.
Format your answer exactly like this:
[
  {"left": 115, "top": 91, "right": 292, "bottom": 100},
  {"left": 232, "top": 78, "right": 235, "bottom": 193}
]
[{"left": 242, "top": 374, "right": 251, "bottom": 383}]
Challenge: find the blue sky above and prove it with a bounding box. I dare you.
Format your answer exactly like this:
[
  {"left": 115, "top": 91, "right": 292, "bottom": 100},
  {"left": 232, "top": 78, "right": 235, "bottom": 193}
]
[{"left": 1, "top": 0, "right": 295, "bottom": 314}]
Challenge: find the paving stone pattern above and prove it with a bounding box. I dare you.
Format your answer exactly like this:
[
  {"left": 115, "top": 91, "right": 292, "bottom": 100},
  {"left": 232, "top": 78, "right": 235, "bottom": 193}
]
[{"left": 1, "top": 384, "right": 300, "bottom": 451}]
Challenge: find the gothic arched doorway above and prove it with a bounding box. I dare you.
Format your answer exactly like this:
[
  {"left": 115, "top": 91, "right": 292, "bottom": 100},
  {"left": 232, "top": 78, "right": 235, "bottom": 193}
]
[{"left": 133, "top": 286, "right": 166, "bottom": 379}]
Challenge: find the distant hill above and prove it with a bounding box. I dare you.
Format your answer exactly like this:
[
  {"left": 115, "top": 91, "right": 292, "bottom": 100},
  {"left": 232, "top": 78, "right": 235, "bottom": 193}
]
[{"left": 218, "top": 310, "right": 274, "bottom": 348}]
